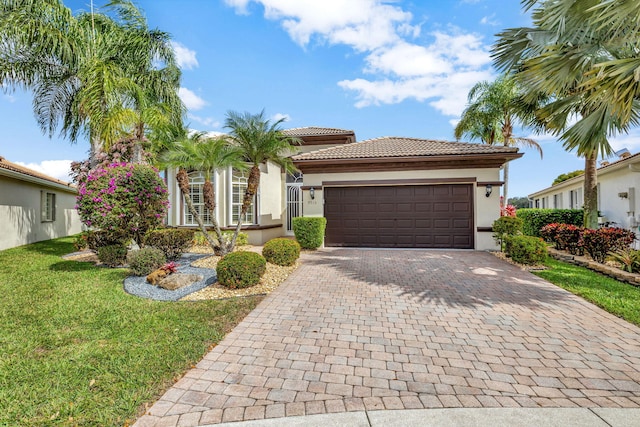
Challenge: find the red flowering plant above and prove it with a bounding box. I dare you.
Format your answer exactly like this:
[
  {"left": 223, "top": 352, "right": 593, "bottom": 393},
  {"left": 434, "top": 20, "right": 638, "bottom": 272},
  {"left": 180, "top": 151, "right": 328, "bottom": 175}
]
[
  {"left": 500, "top": 204, "right": 517, "bottom": 217},
  {"left": 160, "top": 261, "right": 178, "bottom": 274},
  {"left": 76, "top": 163, "right": 169, "bottom": 246},
  {"left": 581, "top": 227, "right": 636, "bottom": 263}
]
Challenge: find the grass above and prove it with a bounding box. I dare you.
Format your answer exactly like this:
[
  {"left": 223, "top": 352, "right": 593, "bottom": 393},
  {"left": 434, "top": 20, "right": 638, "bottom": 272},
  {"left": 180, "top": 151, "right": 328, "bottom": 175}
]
[
  {"left": 0, "top": 237, "right": 263, "bottom": 426},
  {"left": 533, "top": 257, "right": 640, "bottom": 327}
]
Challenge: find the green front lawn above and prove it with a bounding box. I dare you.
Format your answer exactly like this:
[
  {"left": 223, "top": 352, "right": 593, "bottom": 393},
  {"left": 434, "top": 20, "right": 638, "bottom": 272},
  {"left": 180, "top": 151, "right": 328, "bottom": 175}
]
[
  {"left": 0, "top": 237, "right": 262, "bottom": 426},
  {"left": 534, "top": 257, "right": 640, "bottom": 327}
]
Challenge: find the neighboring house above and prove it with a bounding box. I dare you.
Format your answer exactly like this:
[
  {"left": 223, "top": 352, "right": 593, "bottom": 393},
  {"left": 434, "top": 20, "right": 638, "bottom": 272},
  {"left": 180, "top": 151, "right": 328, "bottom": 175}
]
[
  {"left": 529, "top": 152, "right": 640, "bottom": 234},
  {"left": 165, "top": 127, "right": 521, "bottom": 250},
  {"left": 0, "top": 156, "right": 82, "bottom": 251}
]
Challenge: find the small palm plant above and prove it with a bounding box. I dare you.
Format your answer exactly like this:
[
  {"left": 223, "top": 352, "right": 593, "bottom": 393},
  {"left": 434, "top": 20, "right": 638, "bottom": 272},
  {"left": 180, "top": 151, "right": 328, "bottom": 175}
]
[{"left": 606, "top": 247, "right": 640, "bottom": 273}]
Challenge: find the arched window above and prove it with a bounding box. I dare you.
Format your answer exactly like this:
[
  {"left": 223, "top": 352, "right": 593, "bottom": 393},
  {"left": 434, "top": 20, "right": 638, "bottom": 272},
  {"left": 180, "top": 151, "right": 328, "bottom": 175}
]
[
  {"left": 230, "top": 168, "right": 256, "bottom": 225},
  {"left": 184, "top": 171, "right": 214, "bottom": 225}
]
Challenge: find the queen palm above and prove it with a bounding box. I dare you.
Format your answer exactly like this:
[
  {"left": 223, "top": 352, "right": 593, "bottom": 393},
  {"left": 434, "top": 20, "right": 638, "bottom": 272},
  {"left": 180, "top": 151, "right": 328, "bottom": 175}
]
[
  {"left": 0, "top": 0, "right": 184, "bottom": 166},
  {"left": 493, "top": 0, "right": 640, "bottom": 228},
  {"left": 224, "top": 110, "right": 300, "bottom": 249},
  {"left": 455, "top": 75, "right": 543, "bottom": 203}
]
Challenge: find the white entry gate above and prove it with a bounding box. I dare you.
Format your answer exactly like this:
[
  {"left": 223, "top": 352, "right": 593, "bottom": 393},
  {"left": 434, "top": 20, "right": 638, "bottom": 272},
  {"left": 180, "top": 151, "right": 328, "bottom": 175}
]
[{"left": 286, "top": 173, "right": 303, "bottom": 235}]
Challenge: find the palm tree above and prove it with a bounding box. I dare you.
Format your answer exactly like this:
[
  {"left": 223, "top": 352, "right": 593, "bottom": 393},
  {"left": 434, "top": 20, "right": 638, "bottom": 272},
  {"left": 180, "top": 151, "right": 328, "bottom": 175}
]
[
  {"left": 493, "top": 0, "right": 640, "bottom": 228},
  {"left": 454, "top": 75, "right": 543, "bottom": 202},
  {"left": 159, "top": 131, "right": 244, "bottom": 255},
  {"left": 224, "top": 110, "right": 300, "bottom": 249},
  {"left": 0, "top": 0, "right": 184, "bottom": 166}
]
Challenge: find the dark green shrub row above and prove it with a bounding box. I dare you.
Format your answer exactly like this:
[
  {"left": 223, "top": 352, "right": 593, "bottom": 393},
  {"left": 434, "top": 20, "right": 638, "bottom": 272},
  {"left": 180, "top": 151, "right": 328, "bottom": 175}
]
[
  {"left": 127, "top": 247, "right": 167, "bottom": 276},
  {"left": 144, "top": 228, "right": 195, "bottom": 260},
  {"left": 581, "top": 227, "right": 635, "bottom": 263},
  {"left": 262, "top": 238, "right": 300, "bottom": 266},
  {"left": 97, "top": 244, "right": 128, "bottom": 267},
  {"left": 516, "top": 209, "right": 583, "bottom": 237},
  {"left": 86, "top": 230, "right": 128, "bottom": 251},
  {"left": 217, "top": 251, "right": 266, "bottom": 289},
  {"left": 293, "top": 217, "right": 326, "bottom": 249},
  {"left": 505, "top": 235, "right": 548, "bottom": 265},
  {"left": 492, "top": 216, "right": 523, "bottom": 250}
]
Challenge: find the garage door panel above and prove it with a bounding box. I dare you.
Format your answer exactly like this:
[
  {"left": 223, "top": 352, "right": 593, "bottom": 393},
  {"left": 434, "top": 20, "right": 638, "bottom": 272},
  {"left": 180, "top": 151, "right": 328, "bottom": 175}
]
[{"left": 324, "top": 184, "right": 473, "bottom": 249}]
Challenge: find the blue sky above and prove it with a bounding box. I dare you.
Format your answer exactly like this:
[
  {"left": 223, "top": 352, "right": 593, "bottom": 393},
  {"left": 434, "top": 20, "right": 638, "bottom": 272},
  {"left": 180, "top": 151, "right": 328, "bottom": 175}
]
[{"left": 2, "top": 0, "right": 638, "bottom": 197}]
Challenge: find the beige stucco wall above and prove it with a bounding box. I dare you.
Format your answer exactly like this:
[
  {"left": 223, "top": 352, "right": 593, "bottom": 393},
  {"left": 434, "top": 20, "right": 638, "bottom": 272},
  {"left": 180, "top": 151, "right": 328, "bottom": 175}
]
[
  {"left": 0, "top": 175, "right": 82, "bottom": 251},
  {"left": 301, "top": 167, "right": 502, "bottom": 251}
]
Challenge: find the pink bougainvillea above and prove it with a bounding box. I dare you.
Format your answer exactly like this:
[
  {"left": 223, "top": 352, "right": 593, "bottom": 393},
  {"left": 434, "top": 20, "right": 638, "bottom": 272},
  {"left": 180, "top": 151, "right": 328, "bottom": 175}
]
[{"left": 76, "top": 163, "right": 169, "bottom": 245}]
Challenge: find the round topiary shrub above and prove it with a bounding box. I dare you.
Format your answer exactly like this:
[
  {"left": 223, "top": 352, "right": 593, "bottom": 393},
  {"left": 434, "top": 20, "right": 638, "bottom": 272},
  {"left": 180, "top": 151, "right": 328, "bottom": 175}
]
[
  {"left": 217, "top": 251, "right": 266, "bottom": 289},
  {"left": 127, "top": 247, "right": 167, "bottom": 276},
  {"left": 262, "top": 238, "right": 300, "bottom": 266},
  {"left": 292, "top": 217, "right": 326, "bottom": 249},
  {"left": 97, "top": 244, "right": 128, "bottom": 267},
  {"left": 505, "top": 235, "right": 547, "bottom": 265}
]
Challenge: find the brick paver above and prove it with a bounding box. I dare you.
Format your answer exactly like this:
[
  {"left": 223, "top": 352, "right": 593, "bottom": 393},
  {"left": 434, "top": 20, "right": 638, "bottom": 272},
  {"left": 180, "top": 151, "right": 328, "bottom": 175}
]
[{"left": 134, "top": 249, "right": 640, "bottom": 426}]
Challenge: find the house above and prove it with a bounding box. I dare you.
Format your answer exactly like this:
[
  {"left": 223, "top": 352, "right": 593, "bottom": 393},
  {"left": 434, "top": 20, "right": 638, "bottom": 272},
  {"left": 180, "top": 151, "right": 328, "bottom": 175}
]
[
  {"left": 165, "top": 127, "right": 522, "bottom": 250},
  {"left": 528, "top": 151, "right": 640, "bottom": 234},
  {"left": 0, "top": 156, "right": 83, "bottom": 251}
]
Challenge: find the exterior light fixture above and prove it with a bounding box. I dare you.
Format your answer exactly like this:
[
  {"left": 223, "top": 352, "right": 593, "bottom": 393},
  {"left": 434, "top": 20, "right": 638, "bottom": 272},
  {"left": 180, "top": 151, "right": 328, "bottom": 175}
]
[
  {"left": 485, "top": 184, "right": 492, "bottom": 198},
  {"left": 310, "top": 187, "right": 315, "bottom": 200}
]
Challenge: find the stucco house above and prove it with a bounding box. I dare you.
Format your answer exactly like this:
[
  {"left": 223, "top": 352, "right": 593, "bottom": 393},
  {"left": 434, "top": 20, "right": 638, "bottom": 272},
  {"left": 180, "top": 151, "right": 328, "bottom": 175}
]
[
  {"left": 165, "top": 127, "right": 522, "bottom": 250},
  {"left": 528, "top": 151, "right": 640, "bottom": 236},
  {"left": 0, "top": 156, "right": 82, "bottom": 251}
]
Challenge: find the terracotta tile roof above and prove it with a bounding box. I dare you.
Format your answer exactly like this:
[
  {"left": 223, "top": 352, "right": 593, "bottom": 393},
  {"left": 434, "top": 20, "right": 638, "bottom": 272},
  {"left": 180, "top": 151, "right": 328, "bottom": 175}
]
[
  {"left": 282, "top": 126, "right": 355, "bottom": 137},
  {"left": 0, "top": 156, "right": 75, "bottom": 187},
  {"left": 292, "top": 136, "right": 520, "bottom": 161}
]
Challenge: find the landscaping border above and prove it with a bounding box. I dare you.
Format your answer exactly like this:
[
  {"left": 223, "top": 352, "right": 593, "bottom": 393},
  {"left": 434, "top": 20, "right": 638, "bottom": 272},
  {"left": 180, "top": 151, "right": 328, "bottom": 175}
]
[{"left": 547, "top": 247, "right": 640, "bottom": 286}]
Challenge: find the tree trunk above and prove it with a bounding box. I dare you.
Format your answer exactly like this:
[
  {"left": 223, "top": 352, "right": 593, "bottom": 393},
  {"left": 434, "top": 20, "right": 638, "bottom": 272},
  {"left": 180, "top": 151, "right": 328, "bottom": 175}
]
[
  {"left": 89, "top": 134, "right": 104, "bottom": 168},
  {"left": 202, "top": 179, "right": 227, "bottom": 254},
  {"left": 583, "top": 153, "right": 599, "bottom": 229},
  {"left": 176, "top": 168, "right": 222, "bottom": 254},
  {"left": 229, "top": 165, "right": 261, "bottom": 250},
  {"left": 503, "top": 162, "right": 509, "bottom": 205},
  {"left": 502, "top": 115, "right": 512, "bottom": 205},
  {"left": 132, "top": 123, "right": 146, "bottom": 164}
]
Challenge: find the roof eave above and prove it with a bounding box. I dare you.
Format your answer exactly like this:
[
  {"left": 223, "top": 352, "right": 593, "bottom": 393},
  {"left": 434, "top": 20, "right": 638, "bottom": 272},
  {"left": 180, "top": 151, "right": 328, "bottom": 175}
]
[{"left": 0, "top": 167, "right": 77, "bottom": 193}]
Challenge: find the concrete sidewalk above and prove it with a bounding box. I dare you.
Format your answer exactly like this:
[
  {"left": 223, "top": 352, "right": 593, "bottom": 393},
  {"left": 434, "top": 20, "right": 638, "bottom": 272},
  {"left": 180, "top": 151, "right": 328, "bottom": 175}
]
[{"left": 134, "top": 249, "right": 640, "bottom": 426}]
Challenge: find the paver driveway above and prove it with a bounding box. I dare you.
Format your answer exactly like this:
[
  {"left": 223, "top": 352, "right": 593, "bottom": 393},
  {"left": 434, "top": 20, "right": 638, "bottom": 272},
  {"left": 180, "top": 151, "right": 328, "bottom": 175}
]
[{"left": 134, "top": 249, "right": 640, "bottom": 426}]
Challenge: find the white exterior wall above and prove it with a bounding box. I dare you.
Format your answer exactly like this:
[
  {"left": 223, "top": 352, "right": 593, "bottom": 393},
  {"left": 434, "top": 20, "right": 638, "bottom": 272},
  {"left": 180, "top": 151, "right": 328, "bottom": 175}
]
[
  {"left": 300, "top": 167, "right": 502, "bottom": 251},
  {"left": 0, "top": 175, "right": 82, "bottom": 251}
]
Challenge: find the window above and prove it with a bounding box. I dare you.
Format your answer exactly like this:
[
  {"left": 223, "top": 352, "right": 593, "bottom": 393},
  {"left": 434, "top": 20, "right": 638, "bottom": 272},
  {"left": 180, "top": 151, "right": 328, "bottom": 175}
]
[
  {"left": 41, "top": 191, "right": 56, "bottom": 222},
  {"left": 553, "top": 194, "right": 562, "bottom": 209},
  {"left": 184, "top": 171, "right": 214, "bottom": 225},
  {"left": 570, "top": 189, "right": 583, "bottom": 209},
  {"left": 534, "top": 199, "right": 540, "bottom": 208},
  {"left": 231, "top": 168, "right": 256, "bottom": 225}
]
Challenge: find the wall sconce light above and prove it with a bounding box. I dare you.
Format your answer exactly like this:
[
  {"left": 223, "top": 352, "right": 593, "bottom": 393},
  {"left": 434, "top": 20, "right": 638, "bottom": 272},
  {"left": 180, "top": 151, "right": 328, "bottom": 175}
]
[
  {"left": 485, "top": 184, "right": 492, "bottom": 198},
  {"left": 310, "top": 187, "right": 315, "bottom": 200},
  {"left": 619, "top": 192, "right": 629, "bottom": 199}
]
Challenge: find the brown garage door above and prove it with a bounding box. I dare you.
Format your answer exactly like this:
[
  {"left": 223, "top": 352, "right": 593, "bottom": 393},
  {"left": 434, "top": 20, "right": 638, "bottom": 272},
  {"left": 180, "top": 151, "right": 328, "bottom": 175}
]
[{"left": 324, "top": 184, "right": 474, "bottom": 249}]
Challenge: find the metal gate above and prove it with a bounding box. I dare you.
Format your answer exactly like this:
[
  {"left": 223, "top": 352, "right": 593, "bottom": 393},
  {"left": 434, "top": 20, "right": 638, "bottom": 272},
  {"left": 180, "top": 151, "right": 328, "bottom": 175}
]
[{"left": 286, "top": 183, "right": 302, "bottom": 234}]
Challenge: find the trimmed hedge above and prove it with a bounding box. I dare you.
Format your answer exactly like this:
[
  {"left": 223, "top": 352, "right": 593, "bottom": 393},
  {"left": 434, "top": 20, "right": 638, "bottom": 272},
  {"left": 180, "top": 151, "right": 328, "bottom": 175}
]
[
  {"left": 293, "top": 217, "right": 326, "bottom": 249},
  {"left": 97, "top": 244, "right": 128, "bottom": 267},
  {"left": 144, "top": 228, "right": 195, "bottom": 260},
  {"left": 516, "top": 209, "right": 583, "bottom": 237},
  {"left": 217, "top": 251, "right": 266, "bottom": 289},
  {"left": 505, "top": 235, "right": 547, "bottom": 265},
  {"left": 263, "top": 238, "right": 301, "bottom": 266},
  {"left": 127, "top": 247, "right": 167, "bottom": 276}
]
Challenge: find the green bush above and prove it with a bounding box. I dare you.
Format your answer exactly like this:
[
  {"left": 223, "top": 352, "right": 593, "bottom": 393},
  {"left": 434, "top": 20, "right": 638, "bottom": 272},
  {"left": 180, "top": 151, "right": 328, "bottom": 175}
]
[
  {"left": 144, "top": 228, "right": 194, "bottom": 260},
  {"left": 262, "top": 238, "right": 301, "bottom": 266},
  {"left": 193, "top": 231, "right": 249, "bottom": 247},
  {"left": 293, "top": 217, "right": 326, "bottom": 249},
  {"left": 127, "top": 247, "right": 167, "bottom": 276},
  {"left": 97, "top": 244, "right": 128, "bottom": 267},
  {"left": 505, "top": 235, "right": 548, "bottom": 265},
  {"left": 217, "top": 251, "right": 266, "bottom": 289},
  {"left": 86, "top": 230, "right": 127, "bottom": 251},
  {"left": 492, "top": 216, "right": 523, "bottom": 251},
  {"left": 516, "top": 209, "right": 584, "bottom": 237}
]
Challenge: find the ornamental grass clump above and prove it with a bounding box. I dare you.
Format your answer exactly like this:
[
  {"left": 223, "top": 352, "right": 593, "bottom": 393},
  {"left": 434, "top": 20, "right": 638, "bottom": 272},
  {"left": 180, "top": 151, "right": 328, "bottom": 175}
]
[
  {"left": 144, "top": 228, "right": 194, "bottom": 260},
  {"left": 127, "top": 247, "right": 167, "bottom": 276},
  {"left": 262, "top": 238, "right": 300, "bottom": 266},
  {"left": 217, "top": 251, "right": 266, "bottom": 289},
  {"left": 76, "top": 163, "right": 169, "bottom": 246}
]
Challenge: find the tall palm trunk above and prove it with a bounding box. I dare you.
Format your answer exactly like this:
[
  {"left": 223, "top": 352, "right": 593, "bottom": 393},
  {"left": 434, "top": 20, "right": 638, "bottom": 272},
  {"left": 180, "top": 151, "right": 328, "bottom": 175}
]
[
  {"left": 502, "top": 162, "right": 509, "bottom": 205},
  {"left": 230, "top": 164, "right": 260, "bottom": 250},
  {"left": 176, "top": 168, "right": 222, "bottom": 254},
  {"left": 583, "top": 152, "right": 599, "bottom": 229},
  {"left": 502, "top": 115, "right": 513, "bottom": 204},
  {"left": 89, "top": 134, "right": 104, "bottom": 168}
]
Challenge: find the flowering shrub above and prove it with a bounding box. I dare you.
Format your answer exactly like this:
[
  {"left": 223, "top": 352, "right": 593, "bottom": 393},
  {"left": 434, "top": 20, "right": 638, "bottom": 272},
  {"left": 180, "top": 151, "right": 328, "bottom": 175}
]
[
  {"left": 581, "top": 227, "right": 636, "bottom": 263},
  {"left": 555, "top": 224, "right": 584, "bottom": 255},
  {"left": 500, "top": 204, "right": 517, "bottom": 217},
  {"left": 76, "top": 163, "right": 169, "bottom": 245},
  {"left": 161, "top": 261, "right": 178, "bottom": 274},
  {"left": 70, "top": 139, "right": 151, "bottom": 185}
]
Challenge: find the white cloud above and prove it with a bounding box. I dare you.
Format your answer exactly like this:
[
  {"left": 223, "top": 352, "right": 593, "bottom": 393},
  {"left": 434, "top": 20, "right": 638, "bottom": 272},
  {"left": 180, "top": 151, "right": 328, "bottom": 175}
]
[
  {"left": 480, "top": 14, "right": 499, "bottom": 26},
  {"left": 272, "top": 112, "right": 291, "bottom": 122},
  {"left": 171, "top": 41, "right": 199, "bottom": 70},
  {"left": 187, "top": 113, "right": 220, "bottom": 128},
  {"left": 609, "top": 128, "right": 640, "bottom": 153},
  {"left": 178, "top": 87, "right": 207, "bottom": 110},
  {"left": 15, "top": 160, "right": 72, "bottom": 182},
  {"left": 227, "top": 1, "right": 492, "bottom": 117}
]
